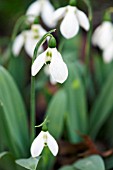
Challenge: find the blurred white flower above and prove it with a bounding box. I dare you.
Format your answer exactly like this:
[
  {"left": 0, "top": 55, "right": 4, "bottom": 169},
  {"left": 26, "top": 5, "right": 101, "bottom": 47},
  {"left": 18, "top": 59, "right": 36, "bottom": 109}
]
[
  {"left": 92, "top": 21, "right": 113, "bottom": 63},
  {"left": 53, "top": 5, "right": 89, "bottom": 39},
  {"left": 26, "top": 0, "right": 56, "bottom": 28},
  {"left": 92, "top": 21, "right": 113, "bottom": 50},
  {"left": 32, "top": 47, "right": 68, "bottom": 84},
  {"left": 12, "top": 24, "right": 47, "bottom": 58},
  {"left": 31, "top": 131, "right": 59, "bottom": 157}
]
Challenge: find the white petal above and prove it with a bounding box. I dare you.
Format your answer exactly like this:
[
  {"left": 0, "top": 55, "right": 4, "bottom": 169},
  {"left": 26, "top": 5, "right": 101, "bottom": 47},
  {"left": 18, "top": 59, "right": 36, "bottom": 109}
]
[
  {"left": 41, "top": 0, "right": 56, "bottom": 27},
  {"left": 24, "top": 30, "right": 43, "bottom": 58},
  {"left": 30, "top": 131, "right": 44, "bottom": 157},
  {"left": 50, "top": 75, "right": 57, "bottom": 85},
  {"left": 76, "top": 9, "right": 89, "bottom": 31},
  {"left": 103, "top": 42, "right": 113, "bottom": 63},
  {"left": 47, "top": 132, "right": 58, "bottom": 156},
  {"left": 92, "top": 25, "right": 101, "bottom": 46},
  {"left": 53, "top": 7, "right": 66, "bottom": 22},
  {"left": 60, "top": 11, "right": 79, "bottom": 39},
  {"left": 49, "top": 48, "right": 68, "bottom": 83},
  {"left": 26, "top": 1, "right": 41, "bottom": 23},
  {"left": 92, "top": 21, "right": 113, "bottom": 50},
  {"left": 12, "top": 33, "right": 24, "bottom": 56},
  {"left": 32, "top": 51, "right": 45, "bottom": 76}
]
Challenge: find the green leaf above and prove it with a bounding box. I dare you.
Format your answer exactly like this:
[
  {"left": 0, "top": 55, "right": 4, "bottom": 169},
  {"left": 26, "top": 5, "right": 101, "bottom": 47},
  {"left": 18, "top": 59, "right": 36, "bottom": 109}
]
[
  {"left": 59, "top": 165, "right": 77, "bottom": 170},
  {"left": 90, "top": 67, "right": 113, "bottom": 138},
  {"left": 74, "top": 155, "right": 105, "bottom": 170},
  {"left": 64, "top": 63, "right": 88, "bottom": 142},
  {"left": 16, "top": 157, "right": 40, "bottom": 170},
  {"left": 0, "top": 66, "right": 29, "bottom": 157},
  {"left": 0, "top": 151, "right": 8, "bottom": 159},
  {"left": 46, "top": 89, "right": 67, "bottom": 139}
]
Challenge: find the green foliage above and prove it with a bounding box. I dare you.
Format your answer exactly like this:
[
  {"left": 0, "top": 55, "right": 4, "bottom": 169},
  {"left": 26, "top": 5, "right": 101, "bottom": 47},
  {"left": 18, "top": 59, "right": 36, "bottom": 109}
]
[
  {"left": 89, "top": 66, "right": 113, "bottom": 138},
  {"left": 0, "top": 66, "right": 29, "bottom": 158},
  {"left": 73, "top": 155, "right": 105, "bottom": 170},
  {"left": 64, "top": 62, "right": 88, "bottom": 142},
  {"left": 16, "top": 157, "right": 40, "bottom": 170}
]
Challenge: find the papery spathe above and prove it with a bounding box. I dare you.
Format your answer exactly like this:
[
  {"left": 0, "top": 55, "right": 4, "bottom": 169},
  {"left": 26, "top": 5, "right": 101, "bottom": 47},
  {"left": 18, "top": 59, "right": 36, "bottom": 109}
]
[
  {"left": 53, "top": 5, "right": 89, "bottom": 39},
  {"left": 31, "top": 131, "right": 59, "bottom": 157},
  {"left": 32, "top": 47, "right": 68, "bottom": 84}
]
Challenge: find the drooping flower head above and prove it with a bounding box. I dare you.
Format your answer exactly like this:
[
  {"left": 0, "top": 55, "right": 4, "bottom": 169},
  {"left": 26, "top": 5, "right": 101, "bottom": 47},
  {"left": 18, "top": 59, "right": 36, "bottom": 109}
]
[
  {"left": 92, "top": 21, "right": 113, "bottom": 63},
  {"left": 31, "top": 130, "right": 59, "bottom": 157},
  {"left": 26, "top": 0, "right": 56, "bottom": 28},
  {"left": 32, "top": 47, "right": 68, "bottom": 83},
  {"left": 12, "top": 24, "right": 47, "bottom": 57},
  {"left": 32, "top": 35, "right": 68, "bottom": 84},
  {"left": 53, "top": 5, "right": 90, "bottom": 39}
]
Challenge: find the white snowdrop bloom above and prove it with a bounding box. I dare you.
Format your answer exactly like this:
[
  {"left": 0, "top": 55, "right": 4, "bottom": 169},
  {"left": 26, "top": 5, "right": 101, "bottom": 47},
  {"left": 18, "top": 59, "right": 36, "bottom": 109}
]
[
  {"left": 31, "top": 131, "right": 59, "bottom": 157},
  {"left": 53, "top": 5, "right": 89, "bottom": 39},
  {"left": 103, "top": 41, "right": 113, "bottom": 63},
  {"left": 44, "top": 65, "right": 57, "bottom": 84},
  {"left": 26, "top": 0, "right": 56, "bottom": 28},
  {"left": 92, "top": 21, "right": 113, "bottom": 50},
  {"left": 32, "top": 47, "right": 68, "bottom": 83},
  {"left": 12, "top": 24, "right": 47, "bottom": 58}
]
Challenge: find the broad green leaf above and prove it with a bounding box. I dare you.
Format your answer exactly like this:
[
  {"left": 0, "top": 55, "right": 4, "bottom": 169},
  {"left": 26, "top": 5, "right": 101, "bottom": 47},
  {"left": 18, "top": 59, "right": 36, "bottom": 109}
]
[
  {"left": 90, "top": 67, "right": 113, "bottom": 138},
  {"left": 64, "top": 63, "right": 88, "bottom": 142},
  {"left": 16, "top": 157, "right": 40, "bottom": 170},
  {"left": 0, "top": 151, "right": 8, "bottom": 159},
  {"left": 59, "top": 165, "right": 77, "bottom": 170},
  {"left": 74, "top": 155, "right": 105, "bottom": 170},
  {"left": 46, "top": 89, "right": 67, "bottom": 139},
  {"left": 0, "top": 66, "right": 29, "bottom": 157}
]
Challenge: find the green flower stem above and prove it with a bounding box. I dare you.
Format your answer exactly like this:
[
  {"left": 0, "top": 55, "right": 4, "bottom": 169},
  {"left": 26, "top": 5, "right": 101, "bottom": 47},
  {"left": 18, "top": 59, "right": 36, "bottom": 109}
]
[
  {"left": 83, "top": 0, "right": 93, "bottom": 67},
  {"left": 30, "top": 29, "right": 56, "bottom": 142}
]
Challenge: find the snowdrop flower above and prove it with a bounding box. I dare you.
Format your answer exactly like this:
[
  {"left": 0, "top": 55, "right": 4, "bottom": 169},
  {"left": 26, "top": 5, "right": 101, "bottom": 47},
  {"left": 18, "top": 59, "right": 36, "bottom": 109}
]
[
  {"left": 32, "top": 47, "right": 68, "bottom": 83},
  {"left": 26, "top": 0, "right": 56, "bottom": 28},
  {"left": 92, "top": 21, "right": 113, "bottom": 63},
  {"left": 31, "top": 131, "right": 59, "bottom": 157},
  {"left": 12, "top": 24, "right": 47, "bottom": 58},
  {"left": 92, "top": 21, "right": 113, "bottom": 50},
  {"left": 53, "top": 5, "right": 89, "bottom": 39}
]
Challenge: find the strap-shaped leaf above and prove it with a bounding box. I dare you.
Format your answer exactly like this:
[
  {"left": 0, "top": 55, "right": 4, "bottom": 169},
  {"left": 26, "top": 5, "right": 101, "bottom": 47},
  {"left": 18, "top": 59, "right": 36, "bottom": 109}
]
[
  {"left": 0, "top": 66, "right": 29, "bottom": 157},
  {"left": 74, "top": 155, "right": 105, "bottom": 170},
  {"left": 16, "top": 157, "right": 40, "bottom": 170}
]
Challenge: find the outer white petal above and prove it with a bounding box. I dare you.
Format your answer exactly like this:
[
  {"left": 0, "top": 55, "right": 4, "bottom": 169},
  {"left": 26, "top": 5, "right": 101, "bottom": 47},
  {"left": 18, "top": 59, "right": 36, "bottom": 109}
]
[
  {"left": 30, "top": 131, "right": 44, "bottom": 157},
  {"left": 53, "top": 7, "right": 66, "bottom": 22},
  {"left": 46, "top": 132, "right": 58, "bottom": 156},
  {"left": 12, "top": 33, "right": 24, "bottom": 56},
  {"left": 103, "top": 42, "right": 113, "bottom": 63},
  {"left": 98, "top": 22, "right": 113, "bottom": 50},
  {"left": 92, "top": 21, "right": 113, "bottom": 50},
  {"left": 92, "top": 25, "right": 101, "bottom": 46},
  {"left": 60, "top": 11, "right": 79, "bottom": 39},
  {"left": 49, "top": 48, "right": 68, "bottom": 83},
  {"left": 50, "top": 75, "right": 57, "bottom": 85},
  {"left": 76, "top": 9, "right": 90, "bottom": 31},
  {"left": 32, "top": 51, "right": 46, "bottom": 76},
  {"left": 26, "top": 1, "right": 41, "bottom": 22},
  {"left": 41, "top": 0, "right": 56, "bottom": 27}
]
